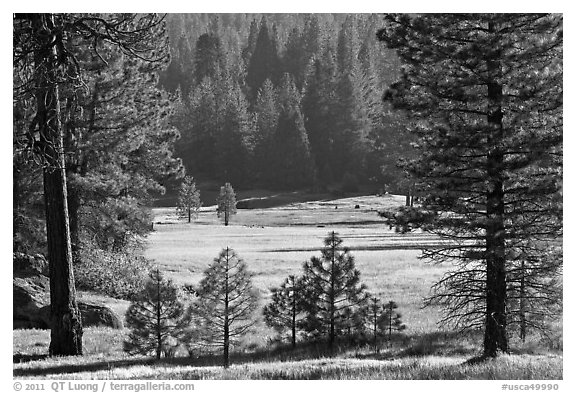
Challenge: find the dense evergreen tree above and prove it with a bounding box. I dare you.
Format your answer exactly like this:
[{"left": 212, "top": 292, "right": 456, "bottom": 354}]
[
  {"left": 252, "top": 79, "right": 279, "bottom": 184},
  {"left": 191, "top": 248, "right": 259, "bottom": 368},
  {"left": 176, "top": 176, "right": 202, "bottom": 222},
  {"left": 177, "top": 77, "right": 218, "bottom": 177},
  {"left": 331, "top": 66, "right": 371, "bottom": 179},
  {"left": 13, "top": 13, "right": 169, "bottom": 356},
  {"left": 124, "top": 268, "right": 187, "bottom": 359},
  {"left": 64, "top": 46, "right": 182, "bottom": 254},
  {"left": 336, "top": 15, "right": 359, "bottom": 76},
  {"left": 364, "top": 296, "right": 384, "bottom": 347},
  {"left": 378, "top": 14, "right": 562, "bottom": 357},
  {"left": 245, "top": 17, "right": 281, "bottom": 104},
  {"left": 302, "top": 232, "right": 368, "bottom": 346},
  {"left": 194, "top": 33, "right": 225, "bottom": 85},
  {"left": 301, "top": 46, "right": 338, "bottom": 186},
  {"left": 268, "top": 74, "right": 315, "bottom": 189},
  {"left": 263, "top": 275, "right": 307, "bottom": 348},
  {"left": 381, "top": 301, "right": 406, "bottom": 343},
  {"left": 162, "top": 14, "right": 408, "bottom": 191},
  {"left": 216, "top": 182, "right": 237, "bottom": 226},
  {"left": 213, "top": 79, "right": 252, "bottom": 185}
]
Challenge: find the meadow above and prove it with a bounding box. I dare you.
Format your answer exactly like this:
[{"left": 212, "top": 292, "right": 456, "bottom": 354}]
[{"left": 13, "top": 194, "right": 563, "bottom": 379}]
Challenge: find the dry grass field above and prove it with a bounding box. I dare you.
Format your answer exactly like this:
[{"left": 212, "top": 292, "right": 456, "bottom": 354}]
[{"left": 13, "top": 194, "right": 563, "bottom": 379}]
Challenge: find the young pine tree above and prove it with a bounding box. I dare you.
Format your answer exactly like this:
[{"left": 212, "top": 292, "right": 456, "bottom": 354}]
[
  {"left": 365, "top": 296, "right": 384, "bottom": 348},
  {"left": 176, "top": 176, "right": 202, "bottom": 223},
  {"left": 302, "top": 231, "right": 368, "bottom": 347},
  {"left": 263, "top": 275, "right": 307, "bottom": 348},
  {"left": 269, "top": 74, "right": 315, "bottom": 189},
  {"left": 191, "top": 247, "right": 259, "bottom": 368},
  {"left": 381, "top": 301, "right": 406, "bottom": 345},
  {"left": 124, "top": 268, "right": 187, "bottom": 360},
  {"left": 216, "top": 182, "right": 237, "bottom": 226}
]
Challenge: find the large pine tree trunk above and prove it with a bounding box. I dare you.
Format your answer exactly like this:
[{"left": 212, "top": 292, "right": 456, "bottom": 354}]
[
  {"left": 483, "top": 21, "right": 509, "bottom": 357},
  {"left": 519, "top": 259, "right": 527, "bottom": 343},
  {"left": 223, "top": 249, "right": 230, "bottom": 368},
  {"left": 32, "top": 13, "right": 83, "bottom": 356}
]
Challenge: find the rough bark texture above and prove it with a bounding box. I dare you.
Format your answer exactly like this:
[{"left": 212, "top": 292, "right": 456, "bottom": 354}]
[
  {"left": 483, "top": 21, "right": 508, "bottom": 357},
  {"left": 223, "top": 252, "right": 230, "bottom": 368},
  {"left": 32, "top": 13, "right": 83, "bottom": 356}
]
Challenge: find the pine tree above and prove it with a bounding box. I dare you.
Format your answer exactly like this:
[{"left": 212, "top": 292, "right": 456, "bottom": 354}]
[
  {"left": 124, "top": 268, "right": 187, "bottom": 360},
  {"left": 331, "top": 67, "right": 371, "bottom": 179},
  {"left": 194, "top": 33, "right": 225, "bottom": 85},
  {"left": 263, "top": 275, "right": 307, "bottom": 348},
  {"left": 64, "top": 43, "right": 182, "bottom": 253},
  {"left": 216, "top": 182, "right": 237, "bottom": 226},
  {"left": 213, "top": 79, "right": 252, "bottom": 185},
  {"left": 302, "top": 231, "right": 368, "bottom": 347},
  {"left": 176, "top": 176, "right": 202, "bottom": 223},
  {"left": 191, "top": 247, "right": 259, "bottom": 368},
  {"left": 242, "top": 19, "right": 259, "bottom": 64},
  {"left": 245, "top": 17, "right": 281, "bottom": 105},
  {"left": 252, "top": 79, "right": 279, "bottom": 185},
  {"left": 302, "top": 45, "right": 338, "bottom": 186},
  {"left": 365, "top": 296, "right": 384, "bottom": 347},
  {"left": 177, "top": 77, "right": 219, "bottom": 177},
  {"left": 13, "top": 13, "right": 170, "bottom": 356},
  {"left": 269, "top": 74, "right": 315, "bottom": 189},
  {"left": 378, "top": 14, "right": 562, "bottom": 357},
  {"left": 381, "top": 301, "right": 406, "bottom": 345},
  {"left": 336, "top": 15, "right": 359, "bottom": 76}
]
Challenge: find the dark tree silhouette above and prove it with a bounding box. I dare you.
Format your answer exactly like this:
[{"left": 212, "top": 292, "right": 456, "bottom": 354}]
[
  {"left": 378, "top": 14, "right": 562, "bottom": 357},
  {"left": 216, "top": 183, "right": 237, "bottom": 226},
  {"left": 124, "top": 268, "right": 187, "bottom": 359},
  {"left": 302, "top": 232, "right": 368, "bottom": 347},
  {"left": 176, "top": 176, "right": 202, "bottom": 223},
  {"left": 190, "top": 247, "right": 259, "bottom": 368},
  {"left": 263, "top": 275, "right": 307, "bottom": 348}
]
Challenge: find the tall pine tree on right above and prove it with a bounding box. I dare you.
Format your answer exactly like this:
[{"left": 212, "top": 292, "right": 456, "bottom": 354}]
[{"left": 378, "top": 14, "right": 562, "bottom": 358}]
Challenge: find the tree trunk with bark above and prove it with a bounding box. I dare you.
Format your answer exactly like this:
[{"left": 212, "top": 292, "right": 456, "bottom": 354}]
[
  {"left": 32, "top": 13, "right": 83, "bottom": 356},
  {"left": 483, "top": 21, "right": 508, "bottom": 357}
]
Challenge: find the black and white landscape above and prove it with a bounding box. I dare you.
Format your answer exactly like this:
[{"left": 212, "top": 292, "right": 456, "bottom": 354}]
[{"left": 13, "top": 13, "right": 562, "bottom": 380}]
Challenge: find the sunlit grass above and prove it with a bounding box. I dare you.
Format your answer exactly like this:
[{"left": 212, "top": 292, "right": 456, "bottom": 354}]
[{"left": 14, "top": 195, "right": 562, "bottom": 379}]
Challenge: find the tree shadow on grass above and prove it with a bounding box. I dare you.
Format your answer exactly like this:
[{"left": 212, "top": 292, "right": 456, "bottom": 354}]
[
  {"left": 13, "top": 340, "right": 357, "bottom": 378},
  {"left": 13, "top": 331, "right": 484, "bottom": 378},
  {"left": 13, "top": 354, "right": 49, "bottom": 364},
  {"left": 351, "top": 330, "right": 483, "bottom": 361}
]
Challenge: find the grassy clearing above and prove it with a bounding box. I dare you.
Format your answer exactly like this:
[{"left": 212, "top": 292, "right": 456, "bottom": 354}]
[
  {"left": 146, "top": 195, "right": 448, "bottom": 340},
  {"left": 14, "top": 194, "right": 562, "bottom": 379}
]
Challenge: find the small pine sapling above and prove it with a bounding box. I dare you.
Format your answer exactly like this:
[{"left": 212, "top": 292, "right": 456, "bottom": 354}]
[
  {"left": 263, "top": 275, "right": 307, "bottom": 348},
  {"left": 381, "top": 300, "right": 406, "bottom": 346},
  {"left": 216, "top": 182, "right": 237, "bottom": 226},
  {"left": 124, "top": 268, "right": 188, "bottom": 359},
  {"left": 176, "top": 176, "right": 202, "bottom": 223},
  {"left": 190, "top": 247, "right": 259, "bottom": 368},
  {"left": 301, "top": 231, "right": 368, "bottom": 347}
]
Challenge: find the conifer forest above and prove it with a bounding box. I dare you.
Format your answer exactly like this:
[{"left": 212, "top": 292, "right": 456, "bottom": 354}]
[{"left": 13, "top": 13, "right": 563, "bottom": 381}]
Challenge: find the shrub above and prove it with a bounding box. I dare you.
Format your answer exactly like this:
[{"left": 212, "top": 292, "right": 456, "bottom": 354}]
[{"left": 75, "top": 248, "right": 150, "bottom": 300}]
